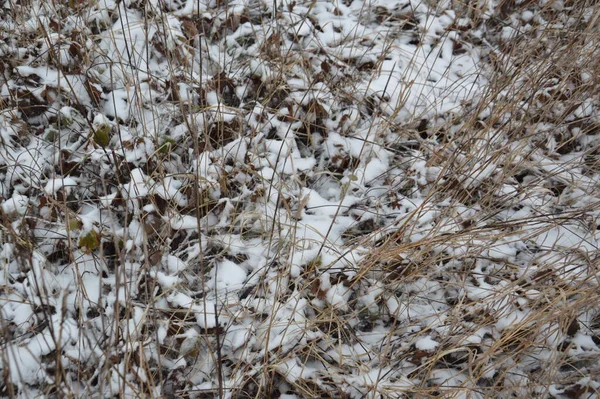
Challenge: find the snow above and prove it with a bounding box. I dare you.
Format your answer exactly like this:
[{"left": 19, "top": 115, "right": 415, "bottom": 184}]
[
  {"left": 166, "top": 254, "right": 187, "bottom": 274},
  {"left": 416, "top": 336, "right": 440, "bottom": 351},
  {"left": 1, "top": 0, "right": 599, "bottom": 397},
  {"left": 169, "top": 214, "right": 199, "bottom": 230},
  {"left": 325, "top": 283, "right": 351, "bottom": 311},
  {"left": 209, "top": 259, "right": 247, "bottom": 290},
  {"left": 43, "top": 176, "right": 78, "bottom": 196},
  {"left": 1, "top": 193, "right": 29, "bottom": 215}
]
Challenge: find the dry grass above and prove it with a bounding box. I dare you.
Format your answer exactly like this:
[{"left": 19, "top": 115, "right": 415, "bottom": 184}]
[{"left": 1, "top": 0, "right": 600, "bottom": 398}]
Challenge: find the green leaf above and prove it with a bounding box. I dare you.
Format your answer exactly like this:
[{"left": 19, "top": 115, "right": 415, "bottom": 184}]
[
  {"left": 79, "top": 230, "right": 100, "bottom": 253},
  {"left": 68, "top": 218, "right": 82, "bottom": 231},
  {"left": 93, "top": 125, "right": 111, "bottom": 147},
  {"left": 158, "top": 138, "right": 176, "bottom": 154}
]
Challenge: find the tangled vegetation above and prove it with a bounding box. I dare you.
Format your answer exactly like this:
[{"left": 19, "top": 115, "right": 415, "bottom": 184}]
[{"left": 1, "top": 0, "right": 600, "bottom": 398}]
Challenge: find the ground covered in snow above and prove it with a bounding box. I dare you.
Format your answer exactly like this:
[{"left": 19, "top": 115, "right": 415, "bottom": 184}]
[{"left": 1, "top": 0, "right": 600, "bottom": 398}]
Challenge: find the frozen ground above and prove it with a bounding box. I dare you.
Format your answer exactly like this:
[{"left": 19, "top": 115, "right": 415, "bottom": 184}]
[{"left": 1, "top": 0, "right": 600, "bottom": 398}]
